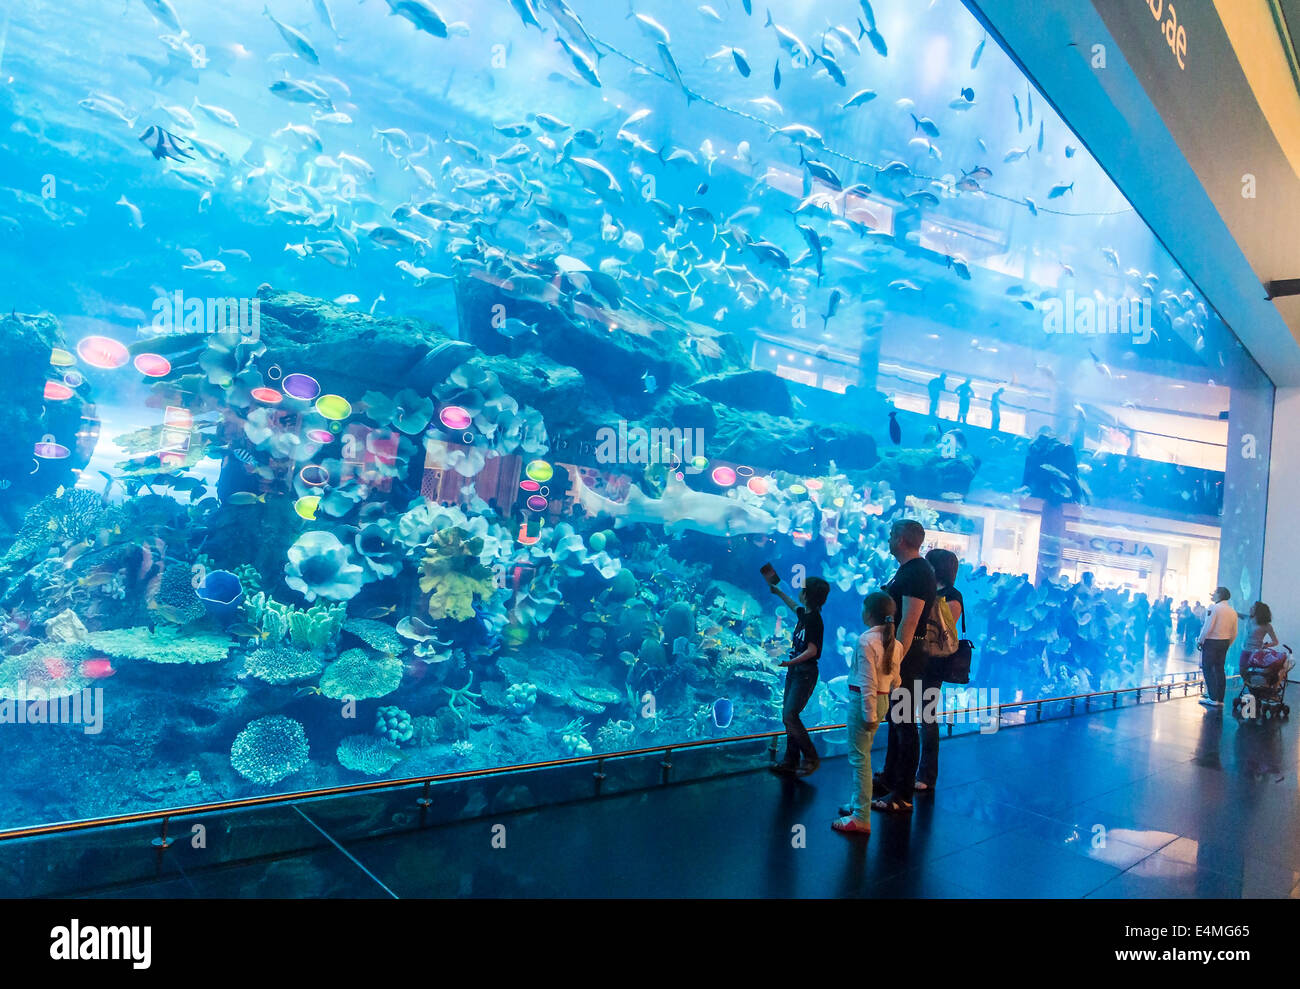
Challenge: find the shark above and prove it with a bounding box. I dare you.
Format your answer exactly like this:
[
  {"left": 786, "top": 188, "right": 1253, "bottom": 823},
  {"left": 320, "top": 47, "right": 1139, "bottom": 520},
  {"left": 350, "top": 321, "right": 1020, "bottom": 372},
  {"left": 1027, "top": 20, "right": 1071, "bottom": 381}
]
[{"left": 574, "top": 471, "right": 775, "bottom": 537}]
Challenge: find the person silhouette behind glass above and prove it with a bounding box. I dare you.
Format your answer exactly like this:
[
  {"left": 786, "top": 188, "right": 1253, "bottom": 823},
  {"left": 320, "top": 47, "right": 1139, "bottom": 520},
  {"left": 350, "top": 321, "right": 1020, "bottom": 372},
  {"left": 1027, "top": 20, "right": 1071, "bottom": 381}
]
[
  {"left": 989, "top": 386, "right": 1005, "bottom": 432},
  {"left": 927, "top": 373, "right": 946, "bottom": 418},
  {"left": 955, "top": 378, "right": 973, "bottom": 424}
]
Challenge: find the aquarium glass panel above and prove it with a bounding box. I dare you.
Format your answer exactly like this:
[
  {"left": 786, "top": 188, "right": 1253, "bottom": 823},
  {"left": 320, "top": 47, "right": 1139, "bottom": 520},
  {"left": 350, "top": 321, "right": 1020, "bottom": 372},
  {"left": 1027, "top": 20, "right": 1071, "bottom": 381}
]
[{"left": 0, "top": 0, "right": 1273, "bottom": 831}]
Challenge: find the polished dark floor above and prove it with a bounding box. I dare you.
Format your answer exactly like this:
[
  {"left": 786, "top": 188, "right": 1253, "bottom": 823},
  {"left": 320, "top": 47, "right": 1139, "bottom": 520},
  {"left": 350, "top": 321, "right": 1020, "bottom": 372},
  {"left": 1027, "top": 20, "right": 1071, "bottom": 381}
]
[{"left": 67, "top": 693, "right": 1300, "bottom": 898}]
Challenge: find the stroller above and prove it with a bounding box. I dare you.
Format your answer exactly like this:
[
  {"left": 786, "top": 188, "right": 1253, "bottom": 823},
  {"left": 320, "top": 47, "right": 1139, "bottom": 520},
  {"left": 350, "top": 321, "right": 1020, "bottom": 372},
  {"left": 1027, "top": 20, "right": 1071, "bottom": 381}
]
[{"left": 1231, "top": 645, "right": 1293, "bottom": 721}]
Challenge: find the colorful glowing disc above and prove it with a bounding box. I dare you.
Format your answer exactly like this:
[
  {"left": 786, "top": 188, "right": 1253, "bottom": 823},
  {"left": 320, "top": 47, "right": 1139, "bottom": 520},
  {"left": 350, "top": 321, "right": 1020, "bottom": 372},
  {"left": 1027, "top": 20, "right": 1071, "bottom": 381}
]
[
  {"left": 788, "top": 484, "right": 807, "bottom": 495},
  {"left": 43, "top": 381, "right": 73, "bottom": 401},
  {"left": 293, "top": 496, "right": 321, "bottom": 520},
  {"left": 34, "top": 440, "right": 70, "bottom": 459},
  {"left": 833, "top": 496, "right": 845, "bottom": 508},
  {"left": 747, "top": 476, "right": 769, "bottom": 495},
  {"left": 133, "top": 353, "right": 172, "bottom": 377},
  {"left": 524, "top": 460, "right": 554, "bottom": 483},
  {"left": 526, "top": 495, "right": 548, "bottom": 512},
  {"left": 711, "top": 466, "right": 737, "bottom": 487},
  {"left": 49, "top": 348, "right": 76, "bottom": 367},
  {"left": 266, "top": 365, "right": 283, "bottom": 381},
  {"left": 62, "top": 371, "right": 84, "bottom": 388},
  {"left": 691, "top": 455, "right": 708, "bottom": 470},
  {"left": 251, "top": 387, "right": 283, "bottom": 404},
  {"left": 299, "top": 465, "right": 330, "bottom": 487},
  {"left": 282, "top": 373, "right": 320, "bottom": 401},
  {"left": 76, "top": 335, "right": 128, "bottom": 370},
  {"left": 805, "top": 478, "right": 824, "bottom": 491},
  {"left": 519, "top": 479, "right": 541, "bottom": 492},
  {"left": 736, "top": 465, "right": 754, "bottom": 477},
  {"left": 315, "top": 394, "right": 352, "bottom": 420},
  {"left": 439, "top": 405, "right": 471, "bottom": 430},
  {"left": 306, "top": 429, "right": 334, "bottom": 444}
]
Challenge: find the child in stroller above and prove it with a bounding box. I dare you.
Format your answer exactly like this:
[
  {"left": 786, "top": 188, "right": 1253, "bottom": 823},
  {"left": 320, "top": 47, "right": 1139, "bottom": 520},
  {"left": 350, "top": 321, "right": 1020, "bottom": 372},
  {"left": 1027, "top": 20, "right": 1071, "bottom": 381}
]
[{"left": 1232, "top": 602, "right": 1291, "bottom": 720}]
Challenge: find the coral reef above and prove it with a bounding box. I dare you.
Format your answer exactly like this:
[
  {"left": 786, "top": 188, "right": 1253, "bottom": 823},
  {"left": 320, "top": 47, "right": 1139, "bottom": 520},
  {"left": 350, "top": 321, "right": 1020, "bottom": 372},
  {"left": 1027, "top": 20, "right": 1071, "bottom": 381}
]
[
  {"left": 342, "top": 619, "right": 404, "bottom": 656},
  {"left": 285, "top": 531, "right": 366, "bottom": 602},
  {"left": 375, "top": 706, "right": 414, "bottom": 743},
  {"left": 85, "top": 627, "right": 230, "bottom": 664},
  {"left": 319, "top": 648, "right": 403, "bottom": 700},
  {"left": 337, "top": 734, "right": 403, "bottom": 775},
  {"left": 242, "top": 646, "right": 323, "bottom": 685},
  {"left": 230, "top": 716, "right": 310, "bottom": 786}
]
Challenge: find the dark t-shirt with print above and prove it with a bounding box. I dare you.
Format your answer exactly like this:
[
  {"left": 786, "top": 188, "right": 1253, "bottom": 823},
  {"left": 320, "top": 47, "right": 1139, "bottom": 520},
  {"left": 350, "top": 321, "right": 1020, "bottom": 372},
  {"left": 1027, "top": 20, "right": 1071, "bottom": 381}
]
[
  {"left": 886, "top": 557, "right": 938, "bottom": 680},
  {"left": 790, "top": 606, "right": 825, "bottom": 665}
]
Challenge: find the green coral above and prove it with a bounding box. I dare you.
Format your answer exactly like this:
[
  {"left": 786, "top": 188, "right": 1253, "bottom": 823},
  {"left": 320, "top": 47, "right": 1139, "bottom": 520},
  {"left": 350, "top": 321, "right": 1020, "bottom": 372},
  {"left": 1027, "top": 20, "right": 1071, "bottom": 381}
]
[
  {"left": 418, "top": 528, "right": 498, "bottom": 622},
  {"left": 343, "top": 618, "right": 404, "bottom": 655},
  {"left": 337, "top": 733, "right": 403, "bottom": 775},
  {"left": 243, "top": 593, "right": 344, "bottom": 652},
  {"left": 242, "top": 646, "right": 323, "bottom": 685},
  {"left": 230, "top": 715, "right": 310, "bottom": 785},
  {"left": 319, "top": 648, "right": 403, "bottom": 700},
  {"left": 85, "top": 626, "right": 229, "bottom": 664}
]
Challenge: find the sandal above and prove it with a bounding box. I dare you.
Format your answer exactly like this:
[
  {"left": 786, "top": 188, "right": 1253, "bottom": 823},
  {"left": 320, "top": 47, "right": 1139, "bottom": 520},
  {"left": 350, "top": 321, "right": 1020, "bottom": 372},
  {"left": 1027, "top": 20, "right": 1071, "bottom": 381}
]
[
  {"left": 870, "top": 796, "right": 913, "bottom": 814},
  {"left": 914, "top": 781, "right": 934, "bottom": 792}
]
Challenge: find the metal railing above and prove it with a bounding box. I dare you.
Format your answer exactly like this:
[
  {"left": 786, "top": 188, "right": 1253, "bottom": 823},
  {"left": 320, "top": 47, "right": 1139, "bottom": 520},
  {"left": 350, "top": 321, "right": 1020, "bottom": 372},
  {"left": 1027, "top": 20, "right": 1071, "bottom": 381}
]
[{"left": 0, "top": 669, "right": 1214, "bottom": 846}]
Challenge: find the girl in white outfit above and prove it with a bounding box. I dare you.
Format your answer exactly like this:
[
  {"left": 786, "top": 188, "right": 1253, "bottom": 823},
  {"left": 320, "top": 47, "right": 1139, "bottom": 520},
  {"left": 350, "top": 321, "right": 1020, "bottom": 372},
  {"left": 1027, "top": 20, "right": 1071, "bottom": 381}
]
[{"left": 833, "top": 591, "right": 904, "bottom": 835}]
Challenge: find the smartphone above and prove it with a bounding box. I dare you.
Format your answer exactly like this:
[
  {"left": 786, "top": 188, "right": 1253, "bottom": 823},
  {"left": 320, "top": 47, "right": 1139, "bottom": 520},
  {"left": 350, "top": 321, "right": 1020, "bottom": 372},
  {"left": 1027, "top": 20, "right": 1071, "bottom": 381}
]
[{"left": 760, "top": 563, "right": 780, "bottom": 586}]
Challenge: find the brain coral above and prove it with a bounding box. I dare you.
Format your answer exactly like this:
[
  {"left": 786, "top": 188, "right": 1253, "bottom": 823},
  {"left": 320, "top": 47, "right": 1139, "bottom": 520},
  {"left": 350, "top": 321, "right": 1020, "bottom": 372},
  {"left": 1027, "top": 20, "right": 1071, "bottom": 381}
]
[
  {"left": 336, "top": 733, "right": 403, "bottom": 775},
  {"left": 319, "top": 648, "right": 403, "bottom": 700},
  {"left": 230, "top": 715, "right": 310, "bottom": 786}
]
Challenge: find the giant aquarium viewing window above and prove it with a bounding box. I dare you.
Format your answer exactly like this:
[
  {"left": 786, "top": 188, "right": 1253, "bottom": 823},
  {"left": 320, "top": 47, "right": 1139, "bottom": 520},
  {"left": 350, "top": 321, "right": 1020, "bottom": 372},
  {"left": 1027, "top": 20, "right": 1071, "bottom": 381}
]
[{"left": 0, "top": 0, "right": 1273, "bottom": 831}]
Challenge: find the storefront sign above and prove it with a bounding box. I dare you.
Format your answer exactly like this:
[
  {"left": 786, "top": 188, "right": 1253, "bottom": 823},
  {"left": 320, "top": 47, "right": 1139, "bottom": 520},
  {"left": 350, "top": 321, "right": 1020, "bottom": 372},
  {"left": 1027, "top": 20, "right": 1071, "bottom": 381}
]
[{"left": 1145, "top": 0, "right": 1187, "bottom": 70}]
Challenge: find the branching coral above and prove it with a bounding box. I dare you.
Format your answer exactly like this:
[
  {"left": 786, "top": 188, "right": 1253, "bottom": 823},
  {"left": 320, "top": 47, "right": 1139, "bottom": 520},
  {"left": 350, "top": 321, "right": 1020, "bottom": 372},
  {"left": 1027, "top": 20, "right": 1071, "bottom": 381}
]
[{"left": 230, "top": 715, "right": 309, "bottom": 786}]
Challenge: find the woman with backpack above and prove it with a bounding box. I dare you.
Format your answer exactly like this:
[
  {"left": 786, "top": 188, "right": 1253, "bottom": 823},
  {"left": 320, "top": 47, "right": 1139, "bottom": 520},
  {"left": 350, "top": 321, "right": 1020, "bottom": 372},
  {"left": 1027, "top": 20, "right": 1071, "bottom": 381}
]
[{"left": 916, "top": 548, "right": 963, "bottom": 793}]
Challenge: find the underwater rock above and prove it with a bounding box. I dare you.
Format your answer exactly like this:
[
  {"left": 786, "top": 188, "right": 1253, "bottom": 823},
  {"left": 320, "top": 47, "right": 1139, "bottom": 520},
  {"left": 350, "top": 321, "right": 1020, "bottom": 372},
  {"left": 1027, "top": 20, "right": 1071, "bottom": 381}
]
[
  {"left": 638, "top": 637, "right": 667, "bottom": 667},
  {"left": 874, "top": 446, "right": 978, "bottom": 500},
  {"left": 662, "top": 601, "right": 696, "bottom": 648},
  {"left": 44, "top": 608, "right": 88, "bottom": 644},
  {"left": 337, "top": 734, "right": 403, "bottom": 774},
  {"left": 84, "top": 626, "right": 230, "bottom": 664},
  {"left": 229, "top": 715, "right": 310, "bottom": 786},
  {"left": 709, "top": 407, "right": 879, "bottom": 473},
  {"left": 0, "top": 312, "right": 94, "bottom": 509},
  {"left": 251, "top": 288, "right": 449, "bottom": 397},
  {"left": 319, "top": 648, "right": 403, "bottom": 700},
  {"left": 241, "top": 646, "right": 323, "bottom": 685},
  {"left": 690, "top": 369, "right": 794, "bottom": 418}
]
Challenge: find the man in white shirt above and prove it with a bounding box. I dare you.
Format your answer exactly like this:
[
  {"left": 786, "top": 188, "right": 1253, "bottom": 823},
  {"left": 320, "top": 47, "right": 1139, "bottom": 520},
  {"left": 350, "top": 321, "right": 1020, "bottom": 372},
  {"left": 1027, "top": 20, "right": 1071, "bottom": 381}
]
[{"left": 1197, "top": 586, "right": 1239, "bottom": 708}]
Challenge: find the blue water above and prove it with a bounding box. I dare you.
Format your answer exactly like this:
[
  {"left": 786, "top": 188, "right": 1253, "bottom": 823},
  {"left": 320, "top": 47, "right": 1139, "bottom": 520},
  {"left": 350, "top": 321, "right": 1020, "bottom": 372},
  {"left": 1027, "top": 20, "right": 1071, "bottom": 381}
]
[{"left": 0, "top": 0, "right": 1272, "bottom": 830}]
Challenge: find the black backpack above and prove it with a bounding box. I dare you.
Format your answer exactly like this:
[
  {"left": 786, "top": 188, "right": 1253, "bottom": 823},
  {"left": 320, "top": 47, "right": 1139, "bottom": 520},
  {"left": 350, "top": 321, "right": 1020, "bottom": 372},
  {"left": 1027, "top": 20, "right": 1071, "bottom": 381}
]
[{"left": 942, "top": 608, "right": 974, "bottom": 684}]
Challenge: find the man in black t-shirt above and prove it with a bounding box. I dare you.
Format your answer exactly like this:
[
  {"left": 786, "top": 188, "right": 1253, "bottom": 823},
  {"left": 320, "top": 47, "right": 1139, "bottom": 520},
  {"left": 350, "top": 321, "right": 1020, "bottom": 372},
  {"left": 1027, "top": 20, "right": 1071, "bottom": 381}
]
[{"left": 874, "top": 519, "right": 937, "bottom": 813}]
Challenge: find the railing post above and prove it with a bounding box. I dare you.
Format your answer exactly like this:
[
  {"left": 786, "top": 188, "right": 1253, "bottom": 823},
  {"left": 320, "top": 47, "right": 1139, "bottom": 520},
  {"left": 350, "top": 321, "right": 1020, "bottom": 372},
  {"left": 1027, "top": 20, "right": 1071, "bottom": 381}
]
[
  {"left": 1036, "top": 701, "right": 1042, "bottom": 721},
  {"left": 416, "top": 780, "right": 433, "bottom": 808},
  {"left": 767, "top": 737, "right": 778, "bottom": 765},
  {"left": 1111, "top": 691, "right": 1118, "bottom": 708},
  {"left": 661, "top": 749, "right": 673, "bottom": 784},
  {"left": 150, "top": 815, "right": 173, "bottom": 850},
  {"left": 593, "top": 757, "right": 606, "bottom": 796},
  {"left": 1070, "top": 698, "right": 1076, "bottom": 716}
]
